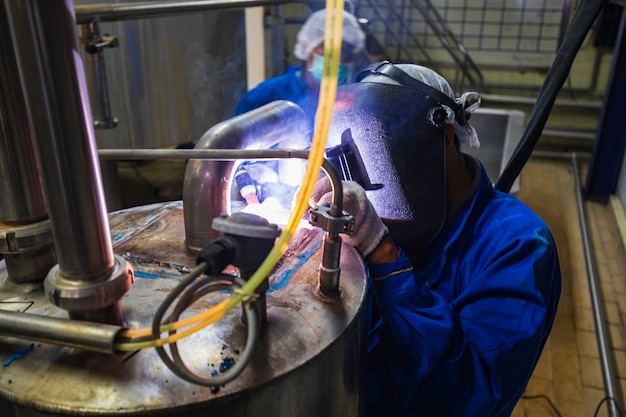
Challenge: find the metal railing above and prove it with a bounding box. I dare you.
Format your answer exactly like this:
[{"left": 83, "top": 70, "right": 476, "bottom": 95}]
[
  {"left": 356, "top": 0, "right": 484, "bottom": 91},
  {"left": 74, "top": 0, "right": 287, "bottom": 23}
]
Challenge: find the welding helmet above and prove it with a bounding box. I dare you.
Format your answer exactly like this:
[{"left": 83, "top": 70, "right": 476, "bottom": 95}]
[{"left": 328, "top": 61, "right": 476, "bottom": 255}]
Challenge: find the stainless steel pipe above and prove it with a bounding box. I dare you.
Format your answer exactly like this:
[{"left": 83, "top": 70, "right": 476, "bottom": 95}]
[
  {"left": 99, "top": 148, "right": 313, "bottom": 160},
  {"left": 0, "top": 2, "right": 56, "bottom": 283},
  {"left": 98, "top": 147, "right": 344, "bottom": 213},
  {"left": 5, "top": 0, "right": 114, "bottom": 281},
  {"left": 74, "top": 0, "right": 287, "bottom": 23},
  {"left": 3, "top": 0, "right": 133, "bottom": 323},
  {"left": 0, "top": 11, "right": 47, "bottom": 226},
  {"left": 0, "top": 310, "right": 122, "bottom": 354},
  {"left": 0, "top": 128, "right": 47, "bottom": 224},
  {"left": 183, "top": 100, "right": 311, "bottom": 251},
  {"left": 571, "top": 152, "right": 623, "bottom": 417}
]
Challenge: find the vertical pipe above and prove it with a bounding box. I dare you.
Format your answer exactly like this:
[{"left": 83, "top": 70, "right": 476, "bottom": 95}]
[
  {"left": 315, "top": 159, "right": 346, "bottom": 297},
  {"left": 572, "top": 152, "right": 623, "bottom": 417},
  {"left": 319, "top": 234, "right": 342, "bottom": 296},
  {"left": 5, "top": 0, "right": 114, "bottom": 280},
  {"left": 0, "top": 6, "right": 47, "bottom": 225},
  {"left": 3, "top": 0, "right": 133, "bottom": 323},
  {"left": 0, "top": 3, "right": 56, "bottom": 283}
]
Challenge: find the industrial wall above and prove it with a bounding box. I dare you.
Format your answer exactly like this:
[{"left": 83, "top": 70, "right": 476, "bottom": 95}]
[{"left": 75, "top": 1, "right": 248, "bottom": 150}]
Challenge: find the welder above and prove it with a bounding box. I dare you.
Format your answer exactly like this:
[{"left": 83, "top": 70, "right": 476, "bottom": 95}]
[{"left": 311, "top": 62, "right": 562, "bottom": 417}]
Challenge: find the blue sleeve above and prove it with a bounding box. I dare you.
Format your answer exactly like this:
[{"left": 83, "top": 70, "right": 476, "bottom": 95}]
[
  {"left": 366, "top": 253, "right": 455, "bottom": 416},
  {"left": 367, "top": 227, "right": 561, "bottom": 417},
  {"left": 234, "top": 165, "right": 257, "bottom": 198}
]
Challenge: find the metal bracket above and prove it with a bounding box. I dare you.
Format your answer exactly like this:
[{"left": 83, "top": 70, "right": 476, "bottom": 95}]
[
  {"left": 80, "top": 21, "right": 118, "bottom": 129},
  {"left": 85, "top": 35, "right": 119, "bottom": 54},
  {"left": 308, "top": 204, "right": 355, "bottom": 236}
]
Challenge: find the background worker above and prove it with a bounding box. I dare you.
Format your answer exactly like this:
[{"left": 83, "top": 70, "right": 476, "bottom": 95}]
[{"left": 235, "top": 8, "right": 367, "bottom": 125}]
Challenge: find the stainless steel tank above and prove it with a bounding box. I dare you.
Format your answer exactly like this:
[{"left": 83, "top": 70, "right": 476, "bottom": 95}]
[
  {"left": 0, "top": 201, "right": 368, "bottom": 416},
  {"left": 73, "top": 1, "right": 249, "bottom": 150}
]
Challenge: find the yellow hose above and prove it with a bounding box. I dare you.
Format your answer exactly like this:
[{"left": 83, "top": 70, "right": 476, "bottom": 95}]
[
  {"left": 115, "top": 0, "right": 345, "bottom": 350},
  {"left": 237, "top": 0, "right": 346, "bottom": 302},
  {"left": 116, "top": 299, "right": 230, "bottom": 340}
]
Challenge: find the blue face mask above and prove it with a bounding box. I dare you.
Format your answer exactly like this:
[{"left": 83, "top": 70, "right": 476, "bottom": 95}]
[{"left": 309, "top": 54, "right": 354, "bottom": 85}]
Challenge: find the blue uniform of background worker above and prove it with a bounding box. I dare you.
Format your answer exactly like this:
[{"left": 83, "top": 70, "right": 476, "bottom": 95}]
[
  {"left": 233, "top": 9, "right": 366, "bottom": 209},
  {"left": 311, "top": 62, "right": 561, "bottom": 416}
]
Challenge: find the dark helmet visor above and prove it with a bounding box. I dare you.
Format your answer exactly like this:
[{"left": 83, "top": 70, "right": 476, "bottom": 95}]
[{"left": 328, "top": 81, "right": 449, "bottom": 253}]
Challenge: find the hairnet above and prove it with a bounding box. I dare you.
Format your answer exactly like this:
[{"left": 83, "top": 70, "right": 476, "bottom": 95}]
[
  {"left": 360, "top": 64, "right": 481, "bottom": 148},
  {"left": 293, "top": 9, "right": 366, "bottom": 61}
]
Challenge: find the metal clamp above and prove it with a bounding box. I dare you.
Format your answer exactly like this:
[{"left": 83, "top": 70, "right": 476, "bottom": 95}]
[
  {"left": 309, "top": 204, "right": 355, "bottom": 298},
  {"left": 0, "top": 219, "right": 53, "bottom": 253},
  {"left": 308, "top": 204, "right": 355, "bottom": 237}
]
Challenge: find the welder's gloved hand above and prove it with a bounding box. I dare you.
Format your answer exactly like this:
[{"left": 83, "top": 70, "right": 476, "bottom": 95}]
[{"left": 310, "top": 177, "right": 388, "bottom": 258}]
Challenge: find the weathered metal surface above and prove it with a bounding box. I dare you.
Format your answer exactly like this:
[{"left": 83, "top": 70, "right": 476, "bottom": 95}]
[
  {"left": 0, "top": 202, "right": 367, "bottom": 416},
  {"left": 73, "top": 0, "right": 248, "bottom": 150}
]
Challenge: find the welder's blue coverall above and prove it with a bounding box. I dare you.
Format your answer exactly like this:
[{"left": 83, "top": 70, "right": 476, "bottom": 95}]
[
  {"left": 235, "top": 66, "right": 318, "bottom": 127},
  {"left": 365, "top": 162, "right": 561, "bottom": 417}
]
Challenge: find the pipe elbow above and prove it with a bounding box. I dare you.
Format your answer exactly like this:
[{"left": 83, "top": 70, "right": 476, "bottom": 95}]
[{"left": 183, "top": 100, "right": 311, "bottom": 251}]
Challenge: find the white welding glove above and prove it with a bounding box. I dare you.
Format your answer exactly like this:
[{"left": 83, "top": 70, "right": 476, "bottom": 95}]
[{"left": 310, "top": 177, "right": 388, "bottom": 258}]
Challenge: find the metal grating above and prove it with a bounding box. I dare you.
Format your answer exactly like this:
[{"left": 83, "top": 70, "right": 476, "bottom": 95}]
[{"left": 357, "top": 0, "right": 571, "bottom": 70}]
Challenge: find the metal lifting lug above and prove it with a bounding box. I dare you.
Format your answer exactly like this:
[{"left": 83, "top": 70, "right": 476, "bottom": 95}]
[{"left": 308, "top": 204, "right": 355, "bottom": 236}]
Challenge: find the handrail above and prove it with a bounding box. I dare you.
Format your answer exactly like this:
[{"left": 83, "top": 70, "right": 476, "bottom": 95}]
[
  {"left": 406, "top": 0, "right": 483, "bottom": 90},
  {"left": 358, "top": 0, "right": 440, "bottom": 72},
  {"left": 357, "top": 0, "right": 483, "bottom": 91},
  {"left": 74, "top": 0, "right": 288, "bottom": 24}
]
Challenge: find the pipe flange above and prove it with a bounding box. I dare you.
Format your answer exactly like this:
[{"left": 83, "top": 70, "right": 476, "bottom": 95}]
[
  {"left": 0, "top": 219, "right": 53, "bottom": 254},
  {"left": 44, "top": 254, "right": 134, "bottom": 312}
]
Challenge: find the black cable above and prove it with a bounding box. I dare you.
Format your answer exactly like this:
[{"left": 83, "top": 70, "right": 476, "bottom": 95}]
[
  {"left": 592, "top": 397, "right": 625, "bottom": 417},
  {"left": 496, "top": 0, "right": 609, "bottom": 193},
  {"left": 522, "top": 394, "right": 625, "bottom": 417},
  {"left": 521, "top": 394, "right": 563, "bottom": 417}
]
